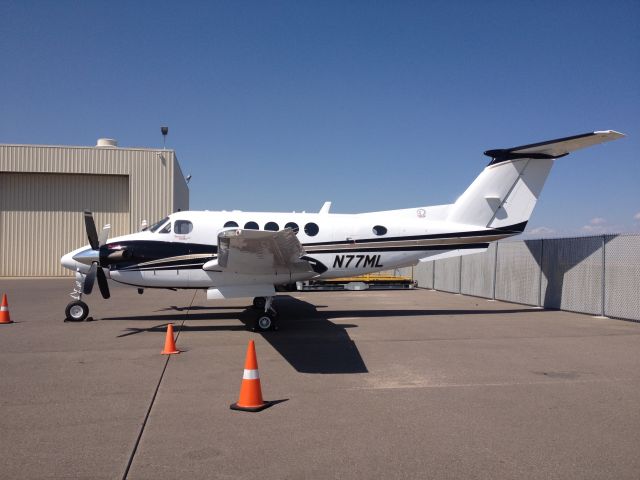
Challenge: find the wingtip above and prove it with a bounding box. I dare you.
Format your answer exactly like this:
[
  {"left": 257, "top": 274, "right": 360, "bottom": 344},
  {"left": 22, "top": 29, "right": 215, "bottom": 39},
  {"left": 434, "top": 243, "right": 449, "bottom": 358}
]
[{"left": 594, "top": 130, "right": 626, "bottom": 138}]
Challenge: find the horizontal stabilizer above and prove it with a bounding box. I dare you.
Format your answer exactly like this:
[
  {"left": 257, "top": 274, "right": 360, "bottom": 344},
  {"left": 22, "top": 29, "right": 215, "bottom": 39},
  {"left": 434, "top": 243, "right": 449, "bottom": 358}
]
[{"left": 484, "top": 130, "right": 624, "bottom": 164}]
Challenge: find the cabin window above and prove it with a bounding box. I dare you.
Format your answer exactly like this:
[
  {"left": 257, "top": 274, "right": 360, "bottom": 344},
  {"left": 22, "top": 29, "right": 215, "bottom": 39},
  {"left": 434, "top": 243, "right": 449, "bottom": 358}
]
[
  {"left": 284, "top": 222, "right": 299, "bottom": 234},
  {"left": 372, "top": 225, "right": 387, "bottom": 236},
  {"left": 304, "top": 222, "right": 319, "bottom": 236},
  {"left": 264, "top": 222, "right": 279, "bottom": 231},
  {"left": 149, "top": 217, "right": 169, "bottom": 232},
  {"left": 175, "top": 220, "right": 193, "bottom": 235},
  {"left": 224, "top": 221, "right": 239, "bottom": 228},
  {"left": 159, "top": 222, "right": 172, "bottom": 234},
  {"left": 244, "top": 221, "right": 259, "bottom": 230}
]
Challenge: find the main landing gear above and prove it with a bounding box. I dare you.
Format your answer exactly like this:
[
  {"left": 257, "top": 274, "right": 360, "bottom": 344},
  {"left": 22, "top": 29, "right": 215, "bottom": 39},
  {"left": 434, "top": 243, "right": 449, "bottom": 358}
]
[
  {"left": 65, "top": 270, "right": 90, "bottom": 322},
  {"left": 252, "top": 296, "right": 278, "bottom": 332}
]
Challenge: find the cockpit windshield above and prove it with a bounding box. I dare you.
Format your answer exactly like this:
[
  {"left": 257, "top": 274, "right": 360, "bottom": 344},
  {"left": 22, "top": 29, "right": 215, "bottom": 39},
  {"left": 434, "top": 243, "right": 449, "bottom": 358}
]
[{"left": 148, "top": 217, "right": 170, "bottom": 233}]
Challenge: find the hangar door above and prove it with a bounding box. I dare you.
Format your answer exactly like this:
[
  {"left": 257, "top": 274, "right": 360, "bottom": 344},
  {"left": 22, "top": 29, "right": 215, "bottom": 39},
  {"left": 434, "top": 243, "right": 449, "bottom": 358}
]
[{"left": 0, "top": 173, "right": 130, "bottom": 276}]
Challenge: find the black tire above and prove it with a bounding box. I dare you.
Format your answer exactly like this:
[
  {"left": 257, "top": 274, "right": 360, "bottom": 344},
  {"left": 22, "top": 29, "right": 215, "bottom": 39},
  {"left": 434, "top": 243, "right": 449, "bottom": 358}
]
[
  {"left": 65, "top": 300, "right": 89, "bottom": 322},
  {"left": 255, "top": 313, "right": 274, "bottom": 332},
  {"left": 252, "top": 297, "right": 266, "bottom": 310}
]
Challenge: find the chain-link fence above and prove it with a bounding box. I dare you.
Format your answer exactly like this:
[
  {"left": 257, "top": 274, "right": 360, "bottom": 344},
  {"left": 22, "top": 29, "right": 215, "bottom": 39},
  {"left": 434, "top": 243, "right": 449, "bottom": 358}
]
[
  {"left": 414, "top": 233, "right": 640, "bottom": 322},
  {"left": 461, "top": 243, "right": 496, "bottom": 298}
]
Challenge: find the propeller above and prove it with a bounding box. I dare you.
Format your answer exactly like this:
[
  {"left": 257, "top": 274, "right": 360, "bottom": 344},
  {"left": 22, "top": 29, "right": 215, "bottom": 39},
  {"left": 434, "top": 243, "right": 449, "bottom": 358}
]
[{"left": 82, "top": 211, "right": 111, "bottom": 299}]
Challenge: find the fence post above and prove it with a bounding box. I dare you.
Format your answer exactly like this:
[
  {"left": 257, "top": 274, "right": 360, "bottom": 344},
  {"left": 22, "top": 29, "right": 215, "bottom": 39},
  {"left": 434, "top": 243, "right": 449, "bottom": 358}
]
[
  {"left": 431, "top": 260, "right": 436, "bottom": 290},
  {"left": 601, "top": 235, "right": 606, "bottom": 317},
  {"left": 538, "top": 239, "right": 544, "bottom": 307},
  {"left": 491, "top": 242, "right": 498, "bottom": 300}
]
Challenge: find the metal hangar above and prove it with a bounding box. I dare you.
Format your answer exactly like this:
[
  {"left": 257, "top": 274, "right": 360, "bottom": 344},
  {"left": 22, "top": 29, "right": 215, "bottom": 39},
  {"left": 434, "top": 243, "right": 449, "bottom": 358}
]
[{"left": 0, "top": 138, "right": 189, "bottom": 276}]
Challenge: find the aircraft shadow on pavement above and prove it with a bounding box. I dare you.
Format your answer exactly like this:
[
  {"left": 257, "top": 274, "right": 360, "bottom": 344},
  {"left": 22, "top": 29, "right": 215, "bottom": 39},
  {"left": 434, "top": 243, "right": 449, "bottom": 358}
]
[
  {"left": 320, "top": 307, "right": 544, "bottom": 318},
  {"left": 104, "top": 296, "right": 368, "bottom": 375},
  {"left": 524, "top": 236, "right": 612, "bottom": 309},
  {"left": 262, "top": 296, "right": 367, "bottom": 374},
  {"left": 102, "top": 296, "right": 543, "bottom": 374}
]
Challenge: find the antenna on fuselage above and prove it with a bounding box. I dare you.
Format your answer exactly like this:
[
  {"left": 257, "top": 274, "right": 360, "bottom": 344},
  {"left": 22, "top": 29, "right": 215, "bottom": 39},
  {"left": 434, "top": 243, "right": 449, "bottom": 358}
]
[{"left": 319, "top": 201, "right": 332, "bottom": 214}]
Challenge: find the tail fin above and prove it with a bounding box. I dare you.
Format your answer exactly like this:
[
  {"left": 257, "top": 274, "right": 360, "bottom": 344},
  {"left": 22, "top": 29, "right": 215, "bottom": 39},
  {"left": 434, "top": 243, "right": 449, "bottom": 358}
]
[{"left": 446, "top": 130, "right": 625, "bottom": 229}]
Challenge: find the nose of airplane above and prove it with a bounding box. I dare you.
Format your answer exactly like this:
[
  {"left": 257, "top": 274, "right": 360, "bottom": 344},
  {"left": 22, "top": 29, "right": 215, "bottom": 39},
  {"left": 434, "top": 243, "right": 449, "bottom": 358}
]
[{"left": 60, "top": 251, "right": 78, "bottom": 271}]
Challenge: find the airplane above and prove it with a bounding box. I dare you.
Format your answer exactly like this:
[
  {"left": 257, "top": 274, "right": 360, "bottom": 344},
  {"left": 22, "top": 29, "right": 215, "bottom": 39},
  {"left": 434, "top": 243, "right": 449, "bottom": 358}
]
[{"left": 61, "top": 130, "right": 625, "bottom": 330}]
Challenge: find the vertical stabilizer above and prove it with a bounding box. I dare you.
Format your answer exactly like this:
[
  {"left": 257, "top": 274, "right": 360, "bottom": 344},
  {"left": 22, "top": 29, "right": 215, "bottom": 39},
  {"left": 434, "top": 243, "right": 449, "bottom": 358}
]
[
  {"left": 447, "top": 158, "right": 553, "bottom": 228},
  {"left": 446, "top": 131, "right": 624, "bottom": 229}
]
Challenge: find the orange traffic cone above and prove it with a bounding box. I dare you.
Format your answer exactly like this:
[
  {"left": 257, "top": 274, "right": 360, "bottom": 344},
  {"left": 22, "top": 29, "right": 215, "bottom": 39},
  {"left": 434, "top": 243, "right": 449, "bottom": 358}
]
[
  {"left": 0, "top": 294, "right": 12, "bottom": 324},
  {"left": 161, "top": 324, "right": 180, "bottom": 354},
  {"left": 230, "top": 340, "right": 272, "bottom": 412}
]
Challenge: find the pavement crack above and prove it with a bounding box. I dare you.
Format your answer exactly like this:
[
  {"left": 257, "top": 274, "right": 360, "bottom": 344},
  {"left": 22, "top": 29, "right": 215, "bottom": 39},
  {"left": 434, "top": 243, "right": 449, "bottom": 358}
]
[{"left": 121, "top": 290, "right": 197, "bottom": 479}]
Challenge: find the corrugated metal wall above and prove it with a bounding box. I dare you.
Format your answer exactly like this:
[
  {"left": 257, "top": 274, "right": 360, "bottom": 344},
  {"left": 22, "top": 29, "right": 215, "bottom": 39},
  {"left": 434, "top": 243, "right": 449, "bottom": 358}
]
[
  {"left": 0, "top": 144, "right": 189, "bottom": 276},
  {"left": 0, "top": 145, "right": 186, "bottom": 233},
  {"left": 0, "top": 173, "right": 129, "bottom": 276},
  {"left": 173, "top": 154, "right": 190, "bottom": 212}
]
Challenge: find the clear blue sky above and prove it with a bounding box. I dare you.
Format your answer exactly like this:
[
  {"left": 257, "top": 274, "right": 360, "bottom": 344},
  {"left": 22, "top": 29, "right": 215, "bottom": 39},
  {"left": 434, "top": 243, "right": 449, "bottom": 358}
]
[{"left": 1, "top": 1, "right": 638, "bottom": 235}]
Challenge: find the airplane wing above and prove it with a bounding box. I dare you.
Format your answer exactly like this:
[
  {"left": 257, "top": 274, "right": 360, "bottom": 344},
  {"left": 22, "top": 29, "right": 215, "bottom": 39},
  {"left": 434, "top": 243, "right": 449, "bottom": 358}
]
[{"left": 203, "top": 228, "right": 315, "bottom": 275}]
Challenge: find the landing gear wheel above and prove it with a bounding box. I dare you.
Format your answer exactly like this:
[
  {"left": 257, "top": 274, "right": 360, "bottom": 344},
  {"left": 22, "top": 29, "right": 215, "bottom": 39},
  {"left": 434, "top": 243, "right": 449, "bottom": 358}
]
[
  {"left": 254, "top": 313, "right": 276, "bottom": 332},
  {"left": 252, "top": 297, "right": 266, "bottom": 310},
  {"left": 65, "top": 300, "right": 89, "bottom": 322}
]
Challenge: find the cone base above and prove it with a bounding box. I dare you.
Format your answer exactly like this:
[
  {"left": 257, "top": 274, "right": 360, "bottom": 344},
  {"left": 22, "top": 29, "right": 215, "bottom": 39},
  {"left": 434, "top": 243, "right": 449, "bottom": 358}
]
[
  {"left": 161, "top": 349, "right": 180, "bottom": 355},
  {"left": 230, "top": 401, "right": 272, "bottom": 412},
  {"left": 0, "top": 320, "right": 13, "bottom": 324}
]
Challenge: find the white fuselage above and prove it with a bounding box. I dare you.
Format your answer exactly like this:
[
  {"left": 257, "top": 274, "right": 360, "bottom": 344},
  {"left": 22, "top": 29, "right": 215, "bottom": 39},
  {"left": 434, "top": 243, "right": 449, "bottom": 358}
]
[{"left": 61, "top": 204, "right": 517, "bottom": 291}]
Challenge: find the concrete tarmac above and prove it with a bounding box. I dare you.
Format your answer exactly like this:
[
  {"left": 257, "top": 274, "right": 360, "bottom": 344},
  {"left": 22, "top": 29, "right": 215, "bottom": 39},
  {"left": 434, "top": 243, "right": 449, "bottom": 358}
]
[{"left": 1, "top": 278, "right": 639, "bottom": 479}]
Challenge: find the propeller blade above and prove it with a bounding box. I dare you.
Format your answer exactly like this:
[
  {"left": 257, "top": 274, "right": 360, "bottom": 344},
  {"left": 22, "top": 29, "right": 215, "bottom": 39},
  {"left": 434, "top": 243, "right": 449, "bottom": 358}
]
[
  {"left": 84, "top": 211, "right": 99, "bottom": 250},
  {"left": 96, "top": 267, "right": 111, "bottom": 299},
  {"left": 98, "top": 224, "right": 111, "bottom": 247},
  {"left": 83, "top": 262, "right": 97, "bottom": 294}
]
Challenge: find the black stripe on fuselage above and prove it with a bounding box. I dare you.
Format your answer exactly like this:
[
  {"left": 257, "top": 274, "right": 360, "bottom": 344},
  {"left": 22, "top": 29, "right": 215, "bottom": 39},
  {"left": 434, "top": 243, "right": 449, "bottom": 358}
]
[
  {"left": 106, "top": 241, "right": 216, "bottom": 271},
  {"left": 307, "top": 243, "right": 490, "bottom": 254},
  {"left": 302, "top": 221, "right": 527, "bottom": 247},
  {"left": 117, "top": 257, "right": 217, "bottom": 271}
]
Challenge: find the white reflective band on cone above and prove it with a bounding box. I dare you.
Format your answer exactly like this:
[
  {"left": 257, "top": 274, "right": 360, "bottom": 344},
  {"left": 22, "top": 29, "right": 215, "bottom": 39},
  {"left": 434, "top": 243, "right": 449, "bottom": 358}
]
[
  {"left": 0, "top": 306, "right": 7, "bottom": 311},
  {"left": 243, "top": 369, "right": 260, "bottom": 380}
]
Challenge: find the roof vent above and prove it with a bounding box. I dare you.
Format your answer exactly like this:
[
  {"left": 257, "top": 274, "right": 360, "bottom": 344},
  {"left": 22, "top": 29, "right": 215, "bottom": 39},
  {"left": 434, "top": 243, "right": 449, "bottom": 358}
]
[{"left": 96, "top": 138, "right": 118, "bottom": 148}]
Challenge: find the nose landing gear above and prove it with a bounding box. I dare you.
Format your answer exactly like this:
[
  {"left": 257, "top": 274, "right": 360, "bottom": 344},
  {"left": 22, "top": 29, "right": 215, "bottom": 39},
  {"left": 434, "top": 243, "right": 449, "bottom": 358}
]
[
  {"left": 65, "top": 300, "right": 89, "bottom": 322},
  {"left": 65, "top": 270, "right": 90, "bottom": 322},
  {"left": 252, "top": 296, "right": 278, "bottom": 332}
]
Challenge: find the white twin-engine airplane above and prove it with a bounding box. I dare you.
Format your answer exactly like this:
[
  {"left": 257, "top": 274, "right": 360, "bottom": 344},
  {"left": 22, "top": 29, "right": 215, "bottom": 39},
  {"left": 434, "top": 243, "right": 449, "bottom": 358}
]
[{"left": 61, "top": 130, "right": 624, "bottom": 329}]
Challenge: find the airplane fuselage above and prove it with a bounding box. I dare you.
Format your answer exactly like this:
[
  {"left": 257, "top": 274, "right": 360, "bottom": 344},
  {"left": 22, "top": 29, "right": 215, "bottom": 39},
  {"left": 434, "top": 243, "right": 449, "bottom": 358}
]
[{"left": 62, "top": 206, "right": 522, "bottom": 290}]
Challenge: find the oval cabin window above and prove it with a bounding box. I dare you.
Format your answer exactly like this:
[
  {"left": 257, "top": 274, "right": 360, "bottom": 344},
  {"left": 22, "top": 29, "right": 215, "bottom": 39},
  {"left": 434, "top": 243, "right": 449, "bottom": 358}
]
[
  {"left": 244, "top": 221, "right": 259, "bottom": 230},
  {"left": 304, "top": 222, "right": 319, "bottom": 236},
  {"left": 224, "top": 221, "right": 238, "bottom": 228},
  {"left": 284, "top": 222, "right": 299, "bottom": 234},
  {"left": 372, "top": 225, "right": 387, "bottom": 236},
  {"left": 264, "top": 222, "right": 279, "bottom": 231}
]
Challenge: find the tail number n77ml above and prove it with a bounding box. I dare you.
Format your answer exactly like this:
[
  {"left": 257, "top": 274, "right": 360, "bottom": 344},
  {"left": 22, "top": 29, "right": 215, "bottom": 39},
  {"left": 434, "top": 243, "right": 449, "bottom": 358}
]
[{"left": 333, "top": 254, "right": 383, "bottom": 269}]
